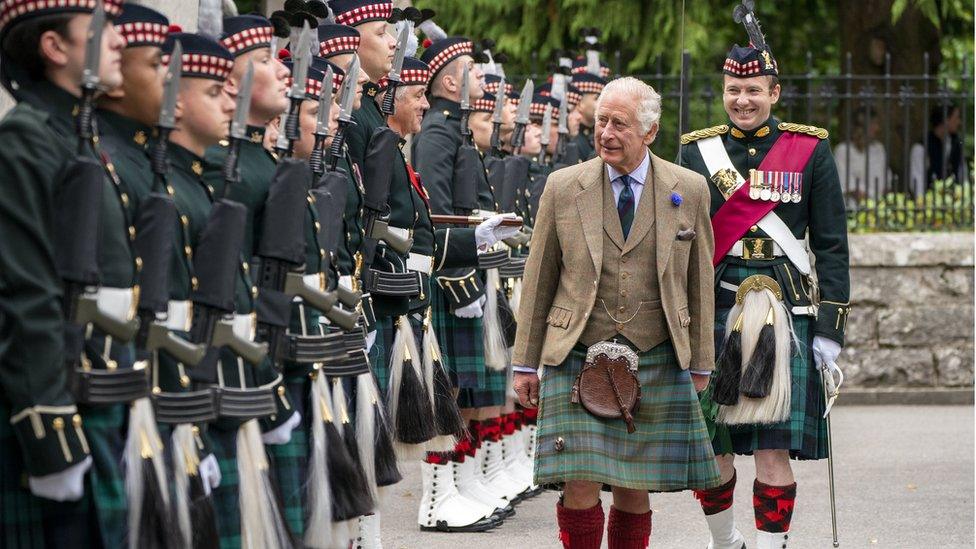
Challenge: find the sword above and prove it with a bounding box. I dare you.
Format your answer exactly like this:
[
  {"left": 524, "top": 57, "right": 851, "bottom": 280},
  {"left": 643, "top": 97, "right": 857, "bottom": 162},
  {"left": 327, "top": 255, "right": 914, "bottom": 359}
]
[
  {"left": 282, "top": 22, "right": 313, "bottom": 156},
  {"left": 77, "top": 0, "right": 106, "bottom": 154},
  {"left": 510, "top": 79, "right": 533, "bottom": 154},
  {"left": 538, "top": 104, "right": 552, "bottom": 166},
  {"left": 221, "top": 61, "right": 254, "bottom": 198},
  {"left": 308, "top": 65, "right": 334, "bottom": 178},
  {"left": 458, "top": 62, "right": 473, "bottom": 147},
  {"left": 489, "top": 76, "right": 505, "bottom": 156},
  {"left": 326, "top": 54, "right": 360, "bottom": 171},
  {"left": 151, "top": 40, "right": 182, "bottom": 192},
  {"left": 821, "top": 360, "right": 844, "bottom": 547},
  {"left": 380, "top": 21, "right": 410, "bottom": 116}
]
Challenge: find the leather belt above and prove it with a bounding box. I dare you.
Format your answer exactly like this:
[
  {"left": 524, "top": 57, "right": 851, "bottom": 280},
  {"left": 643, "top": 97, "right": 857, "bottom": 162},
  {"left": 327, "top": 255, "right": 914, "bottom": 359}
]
[
  {"left": 728, "top": 238, "right": 785, "bottom": 261},
  {"left": 363, "top": 269, "right": 421, "bottom": 296},
  {"left": 73, "top": 364, "right": 149, "bottom": 404},
  {"left": 96, "top": 286, "right": 136, "bottom": 321},
  {"left": 406, "top": 253, "right": 433, "bottom": 275},
  {"left": 498, "top": 257, "right": 526, "bottom": 279},
  {"left": 153, "top": 388, "right": 218, "bottom": 424},
  {"left": 478, "top": 249, "right": 511, "bottom": 269},
  {"left": 165, "top": 300, "right": 193, "bottom": 332},
  {"left": 283, "top": 330, "right": 347, "bottom": 363}
]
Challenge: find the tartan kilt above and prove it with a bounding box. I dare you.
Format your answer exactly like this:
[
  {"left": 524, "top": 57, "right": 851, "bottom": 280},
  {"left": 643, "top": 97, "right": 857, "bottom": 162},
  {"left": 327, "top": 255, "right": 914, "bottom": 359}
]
[
  {"left": 457, "top": 363, "right": 508, "bottom": 409},
  {"left": 80, "top": 403, "right": 128, "bottom": 548},
  {"left": 430, "top": 284, "right": 486, "bottom": 391},
  {"left": 264, "top": 374, "right": 309, "bottom": 538},
  {"left": 0, "top": 404, "right": 99, "bottom": 549},
  {"left": 702, "top": 262, "right": 828, "bottom": 461},
  {"left": 534, "top": 342, "right": 720, "bottom": 492},
  {"left": 206, "top": 425, "right": 242, "bottom": 549}
]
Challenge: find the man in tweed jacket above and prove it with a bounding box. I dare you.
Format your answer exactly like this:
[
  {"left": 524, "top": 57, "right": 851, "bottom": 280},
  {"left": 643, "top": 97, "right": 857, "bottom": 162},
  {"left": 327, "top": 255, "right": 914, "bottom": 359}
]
[{"left": 512, "top": 77, "right": 721, "bottom": 549}]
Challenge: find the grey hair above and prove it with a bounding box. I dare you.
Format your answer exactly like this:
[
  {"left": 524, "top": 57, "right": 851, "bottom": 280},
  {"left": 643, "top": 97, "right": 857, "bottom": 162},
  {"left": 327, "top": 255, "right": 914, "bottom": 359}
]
[{"left": 596, "top": 77, "right": 662, "bottom": 134}]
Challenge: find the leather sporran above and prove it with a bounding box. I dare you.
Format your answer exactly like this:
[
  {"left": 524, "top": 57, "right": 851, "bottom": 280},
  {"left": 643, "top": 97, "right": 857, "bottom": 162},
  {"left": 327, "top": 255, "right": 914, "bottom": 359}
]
[{"left": 570, "top": 341, "right": 642, "bottom": 433}]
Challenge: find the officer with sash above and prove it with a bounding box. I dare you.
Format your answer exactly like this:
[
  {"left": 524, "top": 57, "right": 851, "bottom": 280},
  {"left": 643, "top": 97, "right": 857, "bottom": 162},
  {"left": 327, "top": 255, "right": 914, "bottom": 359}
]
[
  {"left": 0, "top": 1, "right": 131, "bottom": 545},
  {"left": 678, "top": 8, "right": 850, "bottom": 548}
]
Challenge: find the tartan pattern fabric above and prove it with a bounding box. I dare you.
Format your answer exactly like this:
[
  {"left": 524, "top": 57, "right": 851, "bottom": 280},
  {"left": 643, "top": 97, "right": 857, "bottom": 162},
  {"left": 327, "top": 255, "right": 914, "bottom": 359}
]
[
  {"left": 372, "top": 316, "right": 395, "bottom": 395},
  {"left": 753, "top": 480, "right": 797, "bottom": 533},
  {"left": 80, "top": 404, "right": 128, "bottom": 549},
  {"left": 573, "top": 80, "right": 604, "bottom": 94},
  {"left": 723, "top": 58, "right": 761, "bottom": 76},
  {"left": 457, "top": 363, "right": 507, "bottom": 408},
  {"left": 534, "top": 343, "right": 720, "bottom": 491},
  {"left": 264, "top": 375, "right": 309, "bottom": 538},
  {"left": 378, "top": 67, "right": 430, "bottom": 90},
  {"left": 430, "top": 284, "right": 486, "bottom": 391},
  {"left": 207, "top": 425, "right": 242, "bottom": 548},
  {"left": 705, "top": 263, "right": 828, "bottom": 460},
  {"left": 694, "top": 470, "right": 737, "bottom": 515},
  {"left": 425, "top": 40, "right": 473, "bottom": 77}
]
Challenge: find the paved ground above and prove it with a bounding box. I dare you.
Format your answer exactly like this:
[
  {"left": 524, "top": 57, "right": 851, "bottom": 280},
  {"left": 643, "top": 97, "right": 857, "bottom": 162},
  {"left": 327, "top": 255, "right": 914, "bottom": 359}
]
[{"left": 378, "top": 405, "right": 974, "bottom": 548}]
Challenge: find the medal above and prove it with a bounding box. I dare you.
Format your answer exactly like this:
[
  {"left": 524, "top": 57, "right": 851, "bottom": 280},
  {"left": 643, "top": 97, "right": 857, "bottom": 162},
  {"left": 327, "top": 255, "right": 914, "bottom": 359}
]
[
  {"left": 749, "top": 169, "right": 761, "bottom": 200},
  {"left": 759, "top": 170, "right": 772, "bottom": 201},
  {"left": 770, "top": 171, "right": 781, "bottom": 202},
  {"left": 792, "top": 174, "right": 803, "bottom": 203},
  {"left": 781, "top": 172, "right": 792, "bottom": 202}
]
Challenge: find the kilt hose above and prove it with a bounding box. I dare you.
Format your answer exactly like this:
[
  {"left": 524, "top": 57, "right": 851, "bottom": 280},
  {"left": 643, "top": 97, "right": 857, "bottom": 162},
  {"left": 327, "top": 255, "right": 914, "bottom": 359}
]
[
  {"left": 702, "top": 262, "right": 828, "bottom": 461},
  {"left": 0, "top": 405, "right": 101, "bottom": 549},
  {"left": 430, "top": 286, "right": 507, "bottom": 409},
  {"left": 534, "top": 342, "right": 720, "bottom": 492}
]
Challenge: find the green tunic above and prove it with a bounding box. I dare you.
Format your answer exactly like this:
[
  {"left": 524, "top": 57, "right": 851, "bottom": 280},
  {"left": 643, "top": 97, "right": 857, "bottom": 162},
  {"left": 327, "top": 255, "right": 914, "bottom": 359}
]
[{"left": 97, "top": 109, "right": 155, "bottom": 216}]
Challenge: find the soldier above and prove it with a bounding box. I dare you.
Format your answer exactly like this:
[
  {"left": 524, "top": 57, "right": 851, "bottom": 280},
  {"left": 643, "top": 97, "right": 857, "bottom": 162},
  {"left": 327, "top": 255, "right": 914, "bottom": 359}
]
[
  {"left": 0, "top": 1, "right": 127, "bottom": 546},
  {"left": 678, "top": 10, "right": 850, "bottom": 548},
  {"left": 570, "top": 71, "right": 607, "bottom": 162}
]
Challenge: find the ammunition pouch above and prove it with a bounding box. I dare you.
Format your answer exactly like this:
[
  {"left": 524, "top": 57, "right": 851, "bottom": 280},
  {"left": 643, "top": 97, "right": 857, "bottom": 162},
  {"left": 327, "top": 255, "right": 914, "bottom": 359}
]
[
  {"left": 217, "top": 384, "right": 277, "bottom": 420},
  {"left": 363, "top": 269, "right": 421, "bottom": 297},
  {"left": 477, "top": 249, "right": 511, "bottom": 270},
  {"left": 153, "top": 388, "right": 218, "bottom": 424},
  {"left": 283, "top": 330, "right": 347, "bottom": 363},
  {"left": 72, "top": 366, "right": 149, "bottom": 405},
  {"left": 435, "top": 269, "right": 485, "bottom": 309},
  {"left": 498, "top": 256, "right": 526, "bottom": 279}
]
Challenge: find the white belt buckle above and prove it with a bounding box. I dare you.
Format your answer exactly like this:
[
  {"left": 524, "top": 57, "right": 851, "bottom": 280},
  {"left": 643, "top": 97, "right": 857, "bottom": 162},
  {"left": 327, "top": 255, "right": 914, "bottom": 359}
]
[{"left": 407, "top": 253, "right": 433, "bottom": 275}]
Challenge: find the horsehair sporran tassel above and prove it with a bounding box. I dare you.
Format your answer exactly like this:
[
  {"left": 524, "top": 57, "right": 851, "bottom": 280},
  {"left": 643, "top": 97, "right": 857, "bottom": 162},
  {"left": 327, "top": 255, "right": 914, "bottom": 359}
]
[
  {"left": 354, "top": 373, "right": 379, "bottom": 499},
  {"left": 482, "top": 268, "right": 510, "bottom": 371},
  {"left": 740, "top": 306, "right": 777, "bottom": 398},
  {"left": 509, "top": 277, "right": 523, "bottom": 317},
  {"left": 387, "top": 316, "right": 436, "bottom": 455},
  {"left": 712, "top": 309, "right": 744, "bottom": 406},
  {"left": 365, "top": 372, "right": 402, "bottom": 487},
  {"left": 424, "top": 318, "right": 466, "bottom": 439},
  {"left": 330, "top": 377, "right": 376, "bottom": 518},
  {"left": 237, "top": 419, "right": 292, "bottom": 549},
  {"left": 171, "top": 425, "right": 194, "bottom": 548},
  {"left": 125, "top": 397, "right": 172, "bottom": 549},
  {"left": 718, "top": 285, "right": 796, "bottom": 426},
  {"left": 305, "top": 370, "right": 334, "bottom": 548}
]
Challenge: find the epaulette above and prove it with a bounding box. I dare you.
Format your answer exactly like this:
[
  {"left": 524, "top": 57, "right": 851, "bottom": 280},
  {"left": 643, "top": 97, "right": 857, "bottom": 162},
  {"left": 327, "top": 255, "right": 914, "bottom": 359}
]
[
  {"left": 680, "top": 124, "right": 729, "bottom": 145},
  {"left": 778, "top": 122, "right": 829, "bottom": 139}
]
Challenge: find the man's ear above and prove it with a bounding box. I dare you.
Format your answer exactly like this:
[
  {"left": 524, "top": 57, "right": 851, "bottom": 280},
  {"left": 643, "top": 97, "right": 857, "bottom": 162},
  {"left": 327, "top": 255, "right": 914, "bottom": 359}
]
[
  {"left": 37, "top": 29, "right": 70, "bottom": 69},
  {"left": 173, "top": 98, "right": 184, "bottom": 124},
  {"left": 643, "top": 122, "right": 659, "bottom": 146},
  {"left": 770, "top": 83, "right": 781, "bottom": 105}
]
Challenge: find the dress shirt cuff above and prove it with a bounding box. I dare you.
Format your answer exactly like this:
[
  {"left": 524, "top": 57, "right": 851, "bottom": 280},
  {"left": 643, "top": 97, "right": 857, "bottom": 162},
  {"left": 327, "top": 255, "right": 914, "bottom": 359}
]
[
  {"left": 690, "top": 370, "right": 712, "bottom": 376},
  {"left": 512, "top": 365, "right": 538, "bottom": 374}
]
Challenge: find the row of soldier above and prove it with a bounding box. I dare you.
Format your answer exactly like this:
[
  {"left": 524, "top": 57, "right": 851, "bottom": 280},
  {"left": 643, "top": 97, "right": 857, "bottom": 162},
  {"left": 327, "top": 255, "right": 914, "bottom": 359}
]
[{"left": 0, "top": 0, "right": 610, "bottom": 547}]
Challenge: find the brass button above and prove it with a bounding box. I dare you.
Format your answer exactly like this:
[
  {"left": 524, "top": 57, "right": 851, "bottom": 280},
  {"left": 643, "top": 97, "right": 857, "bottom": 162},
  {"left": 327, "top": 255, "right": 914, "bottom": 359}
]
[
  {"left": 135, "top": 257, "right": 143, "bottom": 271},
  {"left": 184, "top": 245, "right": 192, "bottom": 257},
  {"left": 152, "top": 386, "right": 162, "bottom": 394},
  {"left": 620, "top": 290, "right": 627, "bottom": 297},
  {"left": 618, "top": 306, "right": 626, "bottom": 313},
  {"left": 314, "top": 221, "right": 321, "bottom": 231},
  {"left": 128, "top": 226, "right": 136, "bottom": 240},
  {"left": 748, "top": 147, "right": 757, "bottom": 157},
  {"left": 180, "top": 215, "right": 189, "bottom": 227},
  {"left": 72, "top": 414, "right": 82, "bottom": 428},
  {"left": 277, "top": 386, "right": 286, "bottom": 396},
  {"left": 167, "top": 185, "right": 175, "bottom": 195},
  {"left": 251, "top": 286, "right": 259, "bottom": 297},
  {"left": 180, "top": 375, "right": 190, "bottom": 387},
  {"left": 242, "top": 262, "right": 249, "bottom": 273},
  {"left": 121, "top": 193, "right": 129, "bottom": 206},
  {"left": 554, "top": 437, "right": 565, "bottom": 452},
  {"left": 307, "top": 195, "right": 315, "bottom": 205},
  {"left": 191, "top": 277, "right": 199, "bottom": 290},
  {"left": 52, "top": 417, "right": 65, "bottom": 430},
  {"left": 750, "top": 225, "right": 759, "bottom": 233}
]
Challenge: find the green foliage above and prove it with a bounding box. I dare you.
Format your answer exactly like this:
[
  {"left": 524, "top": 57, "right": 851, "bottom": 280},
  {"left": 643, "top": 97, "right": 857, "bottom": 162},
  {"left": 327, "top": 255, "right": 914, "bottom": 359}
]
[
  {"left": 849, "top": 178, "right": 974, "bottom": 232},
  {"left": 235, "top": 0, "right": 261, "bottom": 14}
]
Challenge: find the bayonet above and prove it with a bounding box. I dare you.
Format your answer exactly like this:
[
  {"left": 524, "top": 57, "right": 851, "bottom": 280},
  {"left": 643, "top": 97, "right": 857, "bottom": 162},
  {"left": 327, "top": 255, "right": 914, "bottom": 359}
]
[
  {"left": 327, "top": 54, "right": 360, "bottom": 170},
  {"left": 554, "top": 97, "right": 568, "bottom": 162},
  {"left": 151, "top": 40, "right": 182, "bottom": 191},
  {"left": 222, "top": 61, "right": 255, "bottom": 196},
  {"left": 489, "top": 76, "right": 505, "bottom": 155},
  {"left": 510, "top": 79, "right": 533, "bottom": 152},
  {"left": 309, "top": 65, "right": 334, "bottom": 176},
  {"left": 539, "top": 104, "right": 552, "bottom": 165},
  {"left": 459, "top": 63, "right": 473, "bottom": 146},
  {"left": 81, "top": 0, "right": 105, "bottom": 92},
  {"left": 281, "top": 22, "right": 313, "bottom": 154},
  {"left": 380, "top": 22, "right": 410, "bottom": 116}
]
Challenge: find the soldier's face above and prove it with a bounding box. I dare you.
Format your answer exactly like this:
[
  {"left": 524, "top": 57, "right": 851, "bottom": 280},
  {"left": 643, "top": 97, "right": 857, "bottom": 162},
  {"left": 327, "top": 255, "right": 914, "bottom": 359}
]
[
  {"left": 578, "top": 93, "right": 598, "bottom": 126},
  {"left": 176, "top": 78, "right": 236, "bottom": 149},
  {"left": 595, "top": 91, "right": 657, "bottom": 172},
  {"left": 45, "top": 15, "right": 125, "bottom": 91},
  {"left": 521, "top": 123, "right": 542, "bottom": 156},
  {"left": 390, "top": 84, "right": 428, "bottom": 136},
  {"left": 723, "top": 75, "right": 780, "bottom": 130},
  {"left": 501, "top": 99, "right": 516, "bottom": 140},
  {"left": 234, "top": 47, "right": 290, "bottom": 123},
  {"left": 293, "top": 97, "right": 320, "bottom": 160},
  {"left": 469, "top": 111, "right": 492, "bottom": 150},
  {"left": 104, "top": 46, "right": 165, "bottom": 127},
  {"left": 356, "top": 21, "right": 395, "bottom": 82},
  {"left": 458, "top": 57, "right": 485, "bottom": 102}
]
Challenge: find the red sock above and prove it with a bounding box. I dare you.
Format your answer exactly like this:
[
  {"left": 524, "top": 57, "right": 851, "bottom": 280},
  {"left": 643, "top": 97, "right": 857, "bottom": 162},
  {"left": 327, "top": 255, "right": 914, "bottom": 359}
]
[
  {"left": 481, "top": 417, "right": 502, "bottom": 442},
  {"left": 694, "top": 470, "right": 737, "bottom": 515},
  {"left": 607, "top": 506, "right": 652, "bottom": 549},
  {"left": 468, "top": 420, "right": 483, "bottom": 449},
  {"left": 753, "top": 479, "right": 797, "bottom": 533},
  {"left": 501, "top": 414, "right": 517, "bottom": 436},
  {"left": 556, "top": 501, "right": 604, "bottom": 549},
  {"left": 522, "top": 408, "right": 538, "bottom": 424},
  {"left": 424, "top": 451, "right": 453, "bottom": 465}
]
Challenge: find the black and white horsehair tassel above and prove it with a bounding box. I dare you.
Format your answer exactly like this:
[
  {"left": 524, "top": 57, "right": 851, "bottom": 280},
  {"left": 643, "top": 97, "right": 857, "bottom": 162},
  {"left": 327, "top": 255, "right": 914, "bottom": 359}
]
[
  {"left": 171, "top": 423, "right": 218, "bottom": 549},
  {"left": 740, "top": 307, "right": 777, "bottom": 398},
  {"left": 711, "top": 311, "right": 744, "bottom": 406},
  {"left": 236, "top": 419, "right": 294, "bottom": 549},
  {"left": 306, "top": 371, "right": 334, "bottom": 548},
  {"left": 387, "top": 316, "right": 436, "bottom": 452},
  {"left": 330, "top": 377, "right": 376, "bottom": 520},
  {"left": 126, "top": 398, "right": 177, "bottom": 549}
]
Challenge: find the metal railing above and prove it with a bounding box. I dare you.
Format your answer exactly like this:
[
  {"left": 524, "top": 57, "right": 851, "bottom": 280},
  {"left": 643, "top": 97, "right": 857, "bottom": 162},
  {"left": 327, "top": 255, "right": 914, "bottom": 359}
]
[{"left": 516, "top": 51, "right": 974, "bottom": 232}]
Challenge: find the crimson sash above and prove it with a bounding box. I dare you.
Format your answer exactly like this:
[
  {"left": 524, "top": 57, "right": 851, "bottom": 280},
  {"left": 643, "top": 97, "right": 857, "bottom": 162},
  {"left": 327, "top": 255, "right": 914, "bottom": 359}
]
[{"left": 710, "top": 132, "right": 820, "bottom": 265}]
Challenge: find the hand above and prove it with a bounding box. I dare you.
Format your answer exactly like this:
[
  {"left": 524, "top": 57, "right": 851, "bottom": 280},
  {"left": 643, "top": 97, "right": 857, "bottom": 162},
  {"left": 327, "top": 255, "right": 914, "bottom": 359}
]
[
  {"left": 812, "top": 336, "right": 842, "bottom": 368},
  {"left": 199, "top": 453, "right": 222, "bottom": 495},
  {"left": 513, "top": 371, "right": 540, "bottom": 408},
  {"left": 453, "top": 299, "right": 484, "bottom": 318},
  {"left": 28, "top": 456, "right": 92, "bottom": 502},
  {"left": 476, "top": 214, "right": 521, "bottom": 250},
  {"left": 261, "top": 410, "right": 301, "bottom": 445},
  {"left": 691, "top": 373, "right": 710, "bottom": 393}
]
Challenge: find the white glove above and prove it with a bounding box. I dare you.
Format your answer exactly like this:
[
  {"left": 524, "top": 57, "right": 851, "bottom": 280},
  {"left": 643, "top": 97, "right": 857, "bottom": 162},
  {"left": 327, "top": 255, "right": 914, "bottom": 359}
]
[
  {"left": 199, "top": 453, "right": 222, "bottom": 495},
  {"left": 28, "top": 456, "right": 92, "bottom": 502},
  {"left": 261, "top": 411, "right": 301, "bottom": 445},
  {"left": 454, "top": 298, "right": 484, "bottom": 318},
  {"left": 475, "top": 214, "right": 521, "bottom": 251},
  {"left": 365, "top": 330, "right": 377, "bottom": 353},
  {"left": 812, "top": 336, "right": 841, "bottom": 368}
]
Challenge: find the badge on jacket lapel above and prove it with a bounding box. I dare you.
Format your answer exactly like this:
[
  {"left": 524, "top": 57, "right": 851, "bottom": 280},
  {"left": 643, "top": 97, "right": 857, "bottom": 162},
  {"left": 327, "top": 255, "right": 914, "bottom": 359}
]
[{"left": 749, "top": 169, "right": 802, "bottom": 203}]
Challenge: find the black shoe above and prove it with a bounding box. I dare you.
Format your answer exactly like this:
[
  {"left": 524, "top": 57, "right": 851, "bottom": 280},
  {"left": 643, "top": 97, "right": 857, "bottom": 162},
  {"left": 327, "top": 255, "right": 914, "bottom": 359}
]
[{"left": 419, "top": 516, "right": 499, "bottom": 533}]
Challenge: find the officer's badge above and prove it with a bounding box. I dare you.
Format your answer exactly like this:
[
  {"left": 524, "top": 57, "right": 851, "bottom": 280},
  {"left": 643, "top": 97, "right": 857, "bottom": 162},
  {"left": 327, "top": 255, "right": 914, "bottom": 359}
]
[
  {"left": 711, "top": 168, "right": 741, "bottom": 199},
  {"left": 133, "top": 130, "right": 148, "bottom": 146},
  {"left": 191, "top": 161, "right": 203, "bottom": 176},
  {"left": 250, "top": 131, "right": 263, "bottom": 144},
  {"left": 761, "top": 49, "right": 775, "bottom": 70}
]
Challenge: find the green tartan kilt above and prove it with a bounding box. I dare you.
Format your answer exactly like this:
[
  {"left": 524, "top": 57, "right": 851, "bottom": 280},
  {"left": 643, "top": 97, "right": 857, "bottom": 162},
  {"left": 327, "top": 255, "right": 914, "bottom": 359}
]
[
  {"left": 206, "top": 424, "right": 241, "bottom": 549},
  {"left": 702, "top": 262, "right": 828, "bottom": 460},
  {"left": 534, "top": 342, "right": 720, "bottom": 492},
  {"left": 0, "top": 404, "right": 100, "bottom": 549},
  {"left": 457, "top": 364, "right": 507, "bottom": 409},
  {"left": 430, "top": 285, "right": 486, "bottom": 391},
  {"left": 264, "top": 374, "right": 309, "bottom": 538},
  {"left": 80, "top": 403, "right": 128, "bottom": 548}
]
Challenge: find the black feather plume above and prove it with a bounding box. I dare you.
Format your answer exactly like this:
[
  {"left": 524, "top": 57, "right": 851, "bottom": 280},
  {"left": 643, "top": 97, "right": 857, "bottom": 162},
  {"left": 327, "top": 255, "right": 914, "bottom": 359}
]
[{"left": 305, "top": 0, "right": 329, "bottom": 18}]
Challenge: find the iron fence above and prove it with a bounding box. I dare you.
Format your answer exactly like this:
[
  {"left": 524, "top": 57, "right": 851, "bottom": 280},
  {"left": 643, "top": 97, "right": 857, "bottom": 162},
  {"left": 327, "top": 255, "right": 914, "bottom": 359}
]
[{"left": 517, "top": 51, "right": 974, "bottom": 232}]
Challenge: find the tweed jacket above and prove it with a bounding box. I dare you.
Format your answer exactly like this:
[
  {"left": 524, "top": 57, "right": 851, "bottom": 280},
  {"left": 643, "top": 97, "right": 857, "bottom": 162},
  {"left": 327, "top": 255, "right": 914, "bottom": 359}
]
[{"left": 512, "top": 151, "right": 716, "bottom": 372}]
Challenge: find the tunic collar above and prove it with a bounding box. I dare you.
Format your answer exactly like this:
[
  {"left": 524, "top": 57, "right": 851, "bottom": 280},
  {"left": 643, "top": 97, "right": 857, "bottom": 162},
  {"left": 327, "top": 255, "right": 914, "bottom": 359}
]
[{"left": 729, "top": 116, "right": 777, "bottom": 142}]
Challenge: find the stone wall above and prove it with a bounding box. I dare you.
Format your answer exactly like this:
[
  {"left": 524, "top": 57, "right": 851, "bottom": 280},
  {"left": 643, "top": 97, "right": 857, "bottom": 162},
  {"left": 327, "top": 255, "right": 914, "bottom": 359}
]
[{"left": 842, "top": 232, "right": 974, "bottom": 388}]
